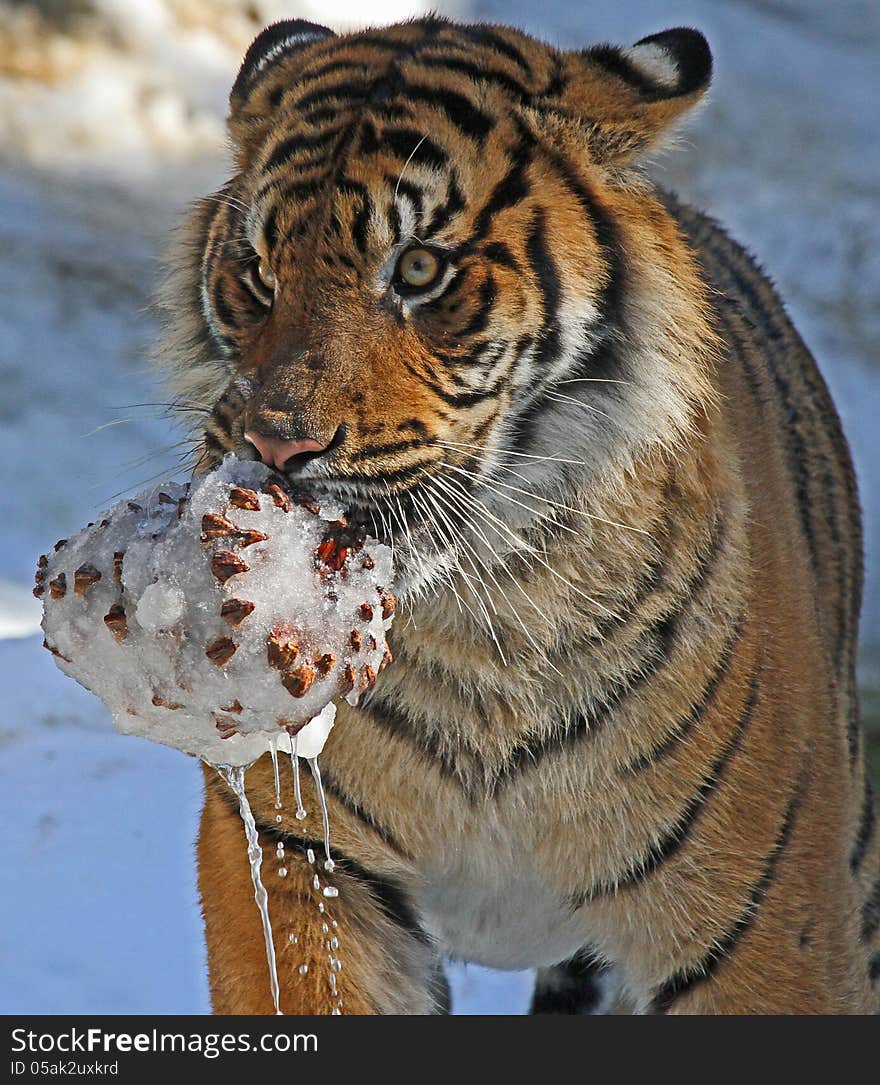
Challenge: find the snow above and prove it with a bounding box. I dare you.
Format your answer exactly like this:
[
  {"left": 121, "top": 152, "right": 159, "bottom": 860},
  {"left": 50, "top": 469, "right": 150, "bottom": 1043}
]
[{"left": 1, "top": 0, "right": 877, "bottom": 1016}]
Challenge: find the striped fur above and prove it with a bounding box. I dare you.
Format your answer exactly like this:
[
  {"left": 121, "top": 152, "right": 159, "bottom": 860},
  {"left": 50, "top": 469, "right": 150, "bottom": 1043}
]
[{"left": 157, "top": 18, "right": 876, "bottom": 1013}]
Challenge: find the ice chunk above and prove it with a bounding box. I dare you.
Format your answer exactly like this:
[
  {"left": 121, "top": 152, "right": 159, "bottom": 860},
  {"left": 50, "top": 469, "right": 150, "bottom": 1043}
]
[{"left": 38, "top": 456, "right": 395, "bottom": 768}]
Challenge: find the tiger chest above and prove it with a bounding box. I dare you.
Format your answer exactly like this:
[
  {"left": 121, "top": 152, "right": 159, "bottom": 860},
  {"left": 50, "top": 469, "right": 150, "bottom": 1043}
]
[{"left": 414, "top": 837, "right": 589, "bottom": 970}]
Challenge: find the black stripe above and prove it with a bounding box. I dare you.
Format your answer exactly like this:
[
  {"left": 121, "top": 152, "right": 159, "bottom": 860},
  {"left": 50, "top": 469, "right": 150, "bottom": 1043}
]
[
  {"left": 489, "top": 507, "right": 728, "bottom": 792},
  {"left": 301, "top": 105, "right": 352, "bottom": 126},
  {"left": 319, "top": 766, "right": 414, "bottom": 859},
  {"left": 388, "top": 199, "right": 402, "bottom": 245},
  {"left": 394, "top": 81, "right": 494, "bottom": 142},
  {"left": 351, "top": 193, "right": 372, "bottom": 254},
  {"left": 574, "top": 665, "right": 761, "bottom": 908},
  {"left": 424, "top": 173, "right": 466, "bottom": 235},
  {"left": 418, "top": 54, "right": 531, "bottom": 101},
  {"left": 361, "top": 506, "right": 727, "bottom": 799},
  {"left": 332, "top": 459, "right": 437, "bottom": 488},
  {"left": 295, "top": 79, "right": 370, "bottom": 112},
  {"left": 388, "top": 176, "right": 425, "bottom": 218},
  {"left": 540, "top": 55, "right": 568, "bottom": 98},
  {"left": 525, "top": 208, "right": 561, "bottom": 369},
  {"left": 469, "top": 136, "right": 532, "bottom": 242},
  {"left": 585, "top": 487, "right": 676, "bottom": 645},
  {"left": 370, "top": 102, "right": 416, "bottom": 124},
  {"left": 403, "top": 356, "right": 504, "bottom": 409},
  {"left": 265, "top": 828, "right": 428, "bottom": 945},
  {"left": 262, "top": 204, "right": 279, "bottom": 252},
  {"left": 538, "top": 145, "right": 627, "bottom": 327},
  {"left": 357, "top": 117, "right": 381, "bottom": 156},
  {"left": 211, "top": 280, "right": 237, "bottom": 330},
  {"left": 301, "top": 58, "right": 369, "bottom": 84},
  {"left": 359, "top": 692, "right": 461, "bottom": 783},
  {"left": 481, "top": 241, "right": 519, "bottom": 271},
  {"left": 851, "top": 780, "right": 876, "bottom": 873},
  {"left": 653, "top": 772, "right": 806, "bottom": 1013},
  {"left": 203, "top": 429, "right": 226, "bottom": 454},
  {"left": 623, "top": 616, "right": 746, "bottom": 773},
  {"left": 350, "top": 437, "right": 423, "bottom": 462},
  {"left": 587, "top": 44, "right": 670, "bottom": 101},
  {"left": 463, "top": 26, "right": 534, "bottom": 74},
  {"left": 668, "top": 196, "right": 857, "bottom": 700},
  {"left": 381, "top": 129, "right": 448, "bottom": 171},
  {"left": 862, "top": 875, "right": 880, "bottom": 943},
  {"left": 281, "top": 173, "right": 333, "bottom": 203},
  {"left": 459, "top": 273, "right": 497, "bottom": 337},
  {"left": 263, "top": 125, "right": 347, "bottom": 173}
]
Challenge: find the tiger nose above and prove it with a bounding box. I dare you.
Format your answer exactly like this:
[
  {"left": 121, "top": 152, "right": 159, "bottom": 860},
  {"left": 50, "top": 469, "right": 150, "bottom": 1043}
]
[{"left": 244, "top": 431, "right": 328, "bottom": 471}]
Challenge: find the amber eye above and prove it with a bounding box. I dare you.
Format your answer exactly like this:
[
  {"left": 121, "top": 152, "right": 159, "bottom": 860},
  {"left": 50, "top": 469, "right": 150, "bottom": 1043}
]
[
  {"left": 395, "top": 247, "right": 444, "bottom": 292},
  {"left": 256, "top": 259, "right": 276, "bottom": 292}
]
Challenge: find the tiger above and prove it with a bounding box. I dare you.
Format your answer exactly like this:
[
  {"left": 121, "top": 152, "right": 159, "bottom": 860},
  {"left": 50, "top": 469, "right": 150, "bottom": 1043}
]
[{"left": 156, "top": 16, "right": 878, "bottom": 1014}]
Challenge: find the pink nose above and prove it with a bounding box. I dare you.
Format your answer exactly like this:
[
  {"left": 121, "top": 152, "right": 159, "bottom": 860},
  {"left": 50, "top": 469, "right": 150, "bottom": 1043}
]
[{"left": 244, "top": 431, "right": 327, "bottom": 471}]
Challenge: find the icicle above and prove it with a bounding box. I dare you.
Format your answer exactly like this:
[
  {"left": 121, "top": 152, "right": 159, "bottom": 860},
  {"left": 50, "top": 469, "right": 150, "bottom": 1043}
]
[
  {"left": 291, "top": 734, "right": 307, "bottom": 820},
  {"left": 270, "top": 737, "right": 282, "bottom": 811},
  {"left": 307, "top": 757, "right": 334, "bottom": 870},
  {"left": 218, "top": 765, "right": 282, "bottom": 1015}
]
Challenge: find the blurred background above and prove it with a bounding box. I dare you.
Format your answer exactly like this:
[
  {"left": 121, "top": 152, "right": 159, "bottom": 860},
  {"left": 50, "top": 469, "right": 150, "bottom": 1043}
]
[{"left": 0, "top": 0, "right": 877, "bottom": 1014}]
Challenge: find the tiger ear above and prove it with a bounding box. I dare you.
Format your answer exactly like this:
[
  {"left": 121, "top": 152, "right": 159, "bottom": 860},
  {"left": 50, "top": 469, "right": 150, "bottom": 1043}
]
[
  {"left": 566, "top": 28, "right": 712, "bottom": 164},
  {"left": 230, "top": 19, "right": 336, "bottom": 110}
]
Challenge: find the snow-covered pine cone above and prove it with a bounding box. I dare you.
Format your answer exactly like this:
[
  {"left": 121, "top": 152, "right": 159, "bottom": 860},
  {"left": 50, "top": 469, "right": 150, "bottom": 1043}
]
[{"left": 37, "top": 457, "right": 395, "bottom": 767}]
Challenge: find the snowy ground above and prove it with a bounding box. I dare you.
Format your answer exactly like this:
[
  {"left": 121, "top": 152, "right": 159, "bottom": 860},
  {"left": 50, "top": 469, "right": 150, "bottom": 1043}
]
[{"left": 1, "top": 0, "right": 877, "bottom": 1015}]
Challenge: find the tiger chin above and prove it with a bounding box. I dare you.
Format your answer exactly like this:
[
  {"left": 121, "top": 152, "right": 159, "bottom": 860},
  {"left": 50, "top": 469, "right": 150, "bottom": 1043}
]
[{"left": 156, "top": 17, "right": 877, "bottom": 1014}]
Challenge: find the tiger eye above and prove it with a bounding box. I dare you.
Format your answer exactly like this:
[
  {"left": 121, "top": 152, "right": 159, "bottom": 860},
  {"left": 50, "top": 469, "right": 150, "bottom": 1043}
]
[
  {"left": 397, "top": 247, "right": 441, "bottom": 290},
  {"left": 257, "top": 259, "right": 276, "bottom": 291}
]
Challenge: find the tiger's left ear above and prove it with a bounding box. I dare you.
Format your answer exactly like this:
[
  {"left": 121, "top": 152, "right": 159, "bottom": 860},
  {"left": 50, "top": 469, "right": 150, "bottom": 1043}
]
[
  {"left": 563, "top": 28, "right": 712, "bottom": 164},
  {"left": 228, "top": 19, "right": 336, "bottom": 151}
]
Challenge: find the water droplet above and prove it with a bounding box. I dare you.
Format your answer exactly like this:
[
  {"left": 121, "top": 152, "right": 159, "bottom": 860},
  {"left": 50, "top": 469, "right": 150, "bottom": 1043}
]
[
  {"left": 306, "top": 848, "right": 315, "bottom": 865},
  {"left": 331, "top": 920, "right": 338, "bottom": 929},
  {"left": 318, "top": 903, "right": 325, "bottom": 914},
  {"left": 331, "top": 1008, "right": 341, "bottom": 1015},
  {"left": 329, "top": 937, "right": 339, "bottom": 950},
  {"left": 322, "top": 886, "right": 339, "bottom": 898},
  {"left": 295, "top": 809, "right": 307, "bottom": 821},
  {"left": 278, "top": 867, "right": 288, "bottom": 878},
  {"left": 275, "top": 814, "right": 282, "bottom": 824},
  {"left": 313, "top": 874, "right": 321, "bottom": 891},
  {"left": 288, "top": 933, "right": 298, "bottom": 944},
  {"left": 298, "top": 964, "right": 309, "bottom": 975},
  {"left": 274, "top": 801, "right": 282, "bottom": 811},
  {"left": 322, "top": 923, "right": 329, "bottom": 934},
  {"left": 323, "top": 859, "right": 336, "bottom": 873},
  {"left": 331, "top": 958, "right": 342, "bottom": 972}
]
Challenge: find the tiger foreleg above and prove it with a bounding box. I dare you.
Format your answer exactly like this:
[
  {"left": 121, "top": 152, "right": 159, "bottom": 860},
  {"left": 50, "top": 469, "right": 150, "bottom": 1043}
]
[{"left": 198, "top": 771, "right": 444, "bottom": 1015}]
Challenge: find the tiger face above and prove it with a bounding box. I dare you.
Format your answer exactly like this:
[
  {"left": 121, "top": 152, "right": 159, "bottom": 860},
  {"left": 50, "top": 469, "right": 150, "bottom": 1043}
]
[{"left": 161, "top": 17, "right": 718, "bottom": 595}]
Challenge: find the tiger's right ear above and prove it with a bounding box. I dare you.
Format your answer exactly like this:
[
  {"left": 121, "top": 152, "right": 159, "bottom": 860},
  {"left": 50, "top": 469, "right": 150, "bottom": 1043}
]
[
  {"left": 561, "top": 28, "right": 712, "bottom": 165},
  {"left": 228, "top": 19, "right": 335, "bottom": 147}
]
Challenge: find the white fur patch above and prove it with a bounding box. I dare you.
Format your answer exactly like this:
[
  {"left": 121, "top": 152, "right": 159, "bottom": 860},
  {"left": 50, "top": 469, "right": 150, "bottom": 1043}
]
[
  {"left": 250, "top": 30, "right": 327, "bottom": 80},
  {"left": 622, "top": 43, "right": 680, "bottom": 90}
]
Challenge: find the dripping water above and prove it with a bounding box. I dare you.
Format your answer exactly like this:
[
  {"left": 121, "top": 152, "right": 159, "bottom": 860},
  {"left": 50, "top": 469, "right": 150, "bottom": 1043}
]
[
  {"left": 307, "top": 757, "right": 335, "bottom": 872},
  {"left": 217, "top": 765, "right": 282, "bottom": 1015},
  {"left": 291, "top": 734, "right": 307, "bottom": 820}
]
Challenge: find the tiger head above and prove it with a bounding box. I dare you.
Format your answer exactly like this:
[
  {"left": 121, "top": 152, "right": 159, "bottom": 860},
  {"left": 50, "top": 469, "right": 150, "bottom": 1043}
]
[{"left": 159, "top": 17, "right": 718, "bottom": 596}]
